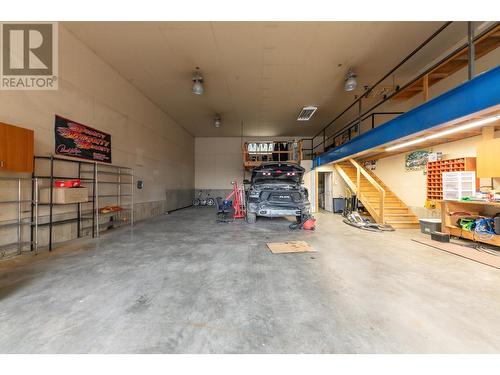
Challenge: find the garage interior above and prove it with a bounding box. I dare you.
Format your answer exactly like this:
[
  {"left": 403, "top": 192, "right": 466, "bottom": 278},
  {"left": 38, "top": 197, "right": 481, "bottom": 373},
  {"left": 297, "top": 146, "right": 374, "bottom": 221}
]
[{"left": 1, "top": 20, "right": 500, "bottom": 354}]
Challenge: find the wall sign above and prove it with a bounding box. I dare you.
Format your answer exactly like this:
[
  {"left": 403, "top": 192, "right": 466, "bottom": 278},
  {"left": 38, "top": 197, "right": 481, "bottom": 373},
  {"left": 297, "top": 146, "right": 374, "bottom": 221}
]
[
  {"left": 54, "top": 115, "right": 112, "bottom": 163},
  {"left": 405, "top": 149, "right": 430, "bottom": 172}
]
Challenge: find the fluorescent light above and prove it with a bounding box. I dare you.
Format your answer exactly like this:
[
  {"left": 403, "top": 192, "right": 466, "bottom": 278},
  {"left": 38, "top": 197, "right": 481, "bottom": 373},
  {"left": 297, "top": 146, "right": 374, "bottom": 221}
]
[
  {"left": 426, "top": 116, "right": 499, "bottom": 140},
  {"left": 385, "top": 114, "right": 500, "bottom": 152},
  {"left": 385, "top": 138, "right": 427, "bottom": 152}
]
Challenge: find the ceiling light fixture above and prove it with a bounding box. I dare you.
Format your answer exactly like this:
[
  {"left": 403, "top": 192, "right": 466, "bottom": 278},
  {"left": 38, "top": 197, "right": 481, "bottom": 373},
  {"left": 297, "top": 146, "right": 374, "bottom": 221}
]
[
  {"left": 214, "top": 114, "right": 222, "bottom": 128},
  {"left": 385, "top": 115, "right": 500, "bottom": 152},
  {"left": 192, "top": 67, "right": 204, "bottom": 95},
  {"left": 344, "top": 68, "right": 357, "bottom": 92}
]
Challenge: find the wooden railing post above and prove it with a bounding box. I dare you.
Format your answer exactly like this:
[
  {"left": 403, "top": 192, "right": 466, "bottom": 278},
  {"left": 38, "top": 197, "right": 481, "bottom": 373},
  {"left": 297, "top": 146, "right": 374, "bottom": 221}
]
[
  {"left": 356, "top": 165, "right": 360, "bottom": 197},
  {"left": 379, "top": 190, "right": 385, "bottom": 223}
]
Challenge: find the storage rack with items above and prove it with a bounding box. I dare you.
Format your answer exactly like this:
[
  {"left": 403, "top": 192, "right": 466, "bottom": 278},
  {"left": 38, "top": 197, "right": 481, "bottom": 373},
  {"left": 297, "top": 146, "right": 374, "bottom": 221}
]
[
  {"left": 426, "top": 157, "right": 476, "bottom": 201},
  {"left": 0, "top": 177, "right": 39, "bottom": 257},
  {"left": 441, "top": 200, "right": 500, "bottom": 247},
  {"left": 32, "top": 156, "right": 97, "bottom": 250},
  {"left": 80, "top": 163, "right": 134, "bottom": 237},
  {"left": 31, "top": 156, "right": 134, "bottom": 251}
]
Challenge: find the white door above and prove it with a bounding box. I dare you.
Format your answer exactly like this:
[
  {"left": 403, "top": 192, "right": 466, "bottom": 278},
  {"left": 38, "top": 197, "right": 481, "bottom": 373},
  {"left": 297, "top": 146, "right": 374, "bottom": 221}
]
[{"left": 324, "top": 172, "right": 333, "bottom": 212}]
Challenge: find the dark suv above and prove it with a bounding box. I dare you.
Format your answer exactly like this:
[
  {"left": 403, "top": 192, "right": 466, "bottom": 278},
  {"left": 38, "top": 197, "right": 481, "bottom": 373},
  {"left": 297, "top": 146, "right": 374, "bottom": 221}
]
[{"left": 246, "top": 162, "right": 310, "bottom": 223}]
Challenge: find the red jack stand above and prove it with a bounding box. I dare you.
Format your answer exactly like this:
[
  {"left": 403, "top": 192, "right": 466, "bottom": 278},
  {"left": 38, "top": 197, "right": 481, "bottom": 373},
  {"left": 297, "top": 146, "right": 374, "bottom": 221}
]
[{"left": 224, "top": 181, "right": 246, "bottom": 219}]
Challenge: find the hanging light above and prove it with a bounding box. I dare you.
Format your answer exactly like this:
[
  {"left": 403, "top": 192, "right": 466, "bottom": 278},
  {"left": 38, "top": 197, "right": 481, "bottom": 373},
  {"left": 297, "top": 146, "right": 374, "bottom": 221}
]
[
  {"left": 192, "top": 67, "right": 204, "bottom": 95},
  {"left": 344, "top": 68, "right": 357, "bottom": 92},
  {"left": 214, "top": 114, "right": 222, "bottom": 128}
]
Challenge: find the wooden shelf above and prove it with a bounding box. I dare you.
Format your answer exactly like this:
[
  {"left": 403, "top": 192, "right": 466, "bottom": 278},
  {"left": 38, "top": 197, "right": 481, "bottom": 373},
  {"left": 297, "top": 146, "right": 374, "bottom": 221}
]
[
  {"left": 446, "top": 225, "right": 500, "bottom": 247},
  {"left": 426, "top": 157, "right": 476, "bottom": 201},
  {"left": 243, "top": 141, "right": 302, "bottom": 169},
  {"left": 441, "top": 200, "right": 500, "bottom": 247}
]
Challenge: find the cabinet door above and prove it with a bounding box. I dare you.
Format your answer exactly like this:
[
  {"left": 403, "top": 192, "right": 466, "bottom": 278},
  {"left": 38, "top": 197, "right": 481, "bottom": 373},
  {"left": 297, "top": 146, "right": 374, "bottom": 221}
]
[
  {"left": 477, "top": 139, "right": 500, "bottom": 178},
  {"left": 0, "top": 124, "right": 7, "bottom": 170},
  {"left": 0, "top": 122, "right": 34, "bottom": 172}
]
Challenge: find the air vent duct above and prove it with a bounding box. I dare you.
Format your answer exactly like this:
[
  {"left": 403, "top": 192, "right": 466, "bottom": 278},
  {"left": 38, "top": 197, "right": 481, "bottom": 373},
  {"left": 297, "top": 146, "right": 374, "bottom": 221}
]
[{"left": 297, "top": 106, "right": 317, "bottom": 121}]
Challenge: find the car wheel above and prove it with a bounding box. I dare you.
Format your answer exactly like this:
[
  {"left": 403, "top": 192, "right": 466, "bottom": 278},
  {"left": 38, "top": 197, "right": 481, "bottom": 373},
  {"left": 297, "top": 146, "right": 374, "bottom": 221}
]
[
  {"left": 206, "top": 198, "right": 215, "bottom": 206},
  {"left": 193, "top": 198, "right": 200, "bottom": 206},
  {"left": 246, "top": 211, "right": 257, "bottom": 224}
]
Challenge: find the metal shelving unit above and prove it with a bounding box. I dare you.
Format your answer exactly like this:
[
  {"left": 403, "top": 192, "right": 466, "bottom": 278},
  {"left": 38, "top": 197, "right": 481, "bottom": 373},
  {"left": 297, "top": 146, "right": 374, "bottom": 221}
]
[
  {"left": 32, "top": 156, "right": 134, "bottom": 251},
  {"left": 32, "top": 156, "right": 97, "bottom": 250},
  {"left": 83, "top": 163, "right": 134, "bottom": 237},
  {"left": 0, "top": 176, "right": 38, "bottom": 257}
]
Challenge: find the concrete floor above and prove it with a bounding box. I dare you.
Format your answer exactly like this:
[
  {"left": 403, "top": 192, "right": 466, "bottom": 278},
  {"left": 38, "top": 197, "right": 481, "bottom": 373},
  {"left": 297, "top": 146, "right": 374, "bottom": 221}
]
[{"left": 1, "top": 207, "right": 500, "bottom": 353}]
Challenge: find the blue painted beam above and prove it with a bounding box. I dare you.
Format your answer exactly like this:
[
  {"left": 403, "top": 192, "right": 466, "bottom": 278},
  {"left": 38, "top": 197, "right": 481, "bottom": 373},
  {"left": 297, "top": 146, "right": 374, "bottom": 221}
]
[{"left": 314, "top": 65, "right": 500, "bottom": 167}]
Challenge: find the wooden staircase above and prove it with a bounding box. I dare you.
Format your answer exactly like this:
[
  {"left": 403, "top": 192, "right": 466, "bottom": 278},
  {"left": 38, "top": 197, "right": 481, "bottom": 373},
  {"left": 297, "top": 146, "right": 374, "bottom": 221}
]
[{"left": 334, "top": 159, "right": 420, "bottom": 229}]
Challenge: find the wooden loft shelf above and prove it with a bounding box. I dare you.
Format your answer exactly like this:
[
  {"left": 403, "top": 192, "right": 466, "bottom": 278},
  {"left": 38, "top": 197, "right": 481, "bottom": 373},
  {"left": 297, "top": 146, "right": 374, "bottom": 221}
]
[
  {"left": 243, "top": 141, "right": 302, "bottom": 170},
  {"left": 393, "top": 24, "right": 500, "bottom": 101}
]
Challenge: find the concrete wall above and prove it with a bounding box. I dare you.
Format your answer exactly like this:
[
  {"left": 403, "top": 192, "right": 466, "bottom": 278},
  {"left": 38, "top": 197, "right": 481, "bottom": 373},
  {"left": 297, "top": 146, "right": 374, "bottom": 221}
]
[{"left": 0, "top": 25, "right": 194, "bottom": 255}]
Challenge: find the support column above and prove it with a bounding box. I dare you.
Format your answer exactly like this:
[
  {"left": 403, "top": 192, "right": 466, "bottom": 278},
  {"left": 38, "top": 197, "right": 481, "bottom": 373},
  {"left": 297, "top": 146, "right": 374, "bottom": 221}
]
[{"left": 468, "top": 21, "right": 475, "bottom": 80}]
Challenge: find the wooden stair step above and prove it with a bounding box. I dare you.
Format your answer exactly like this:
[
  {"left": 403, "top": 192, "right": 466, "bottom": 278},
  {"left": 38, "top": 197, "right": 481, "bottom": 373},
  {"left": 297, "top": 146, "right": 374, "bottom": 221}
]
[
  {"left": 385, "top": 218, "right": 419, "bottom": 224},
  {"left": 384, "top": 213, "right": 416, "bottom": 217},
  {"left": 386, "top": 222, "right": 420, "bottom": 229}
]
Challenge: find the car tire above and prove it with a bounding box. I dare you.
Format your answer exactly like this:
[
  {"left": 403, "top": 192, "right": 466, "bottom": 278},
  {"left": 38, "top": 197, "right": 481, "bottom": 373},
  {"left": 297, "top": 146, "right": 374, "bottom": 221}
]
[{"left": 246, "top": 211, "right": 257, "bottom": 224}]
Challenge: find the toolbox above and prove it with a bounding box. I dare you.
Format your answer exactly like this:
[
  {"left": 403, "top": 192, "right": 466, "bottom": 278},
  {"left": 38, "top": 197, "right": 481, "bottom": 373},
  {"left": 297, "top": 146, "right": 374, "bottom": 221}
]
[{"left": 431, "top": 231, "right": 450, "bottom": 243}]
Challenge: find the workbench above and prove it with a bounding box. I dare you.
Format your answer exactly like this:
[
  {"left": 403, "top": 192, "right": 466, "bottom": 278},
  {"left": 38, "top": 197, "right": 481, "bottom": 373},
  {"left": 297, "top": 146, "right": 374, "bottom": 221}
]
[{"left": 441, "top": 200, "right": 500, "bottom": 247}]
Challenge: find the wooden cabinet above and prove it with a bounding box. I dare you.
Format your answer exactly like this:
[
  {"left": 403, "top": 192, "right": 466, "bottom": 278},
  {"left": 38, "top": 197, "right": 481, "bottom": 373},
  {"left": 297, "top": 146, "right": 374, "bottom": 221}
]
[
  {"left": 477, "top": 138, "right": 500, "bottom": 178},
  {"left": 0, "top": 122, "right": 34, "bottom": 173}
]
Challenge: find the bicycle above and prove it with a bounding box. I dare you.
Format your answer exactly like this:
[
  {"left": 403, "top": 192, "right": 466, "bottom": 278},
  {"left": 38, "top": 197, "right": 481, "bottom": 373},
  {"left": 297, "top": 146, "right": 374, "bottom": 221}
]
[{"left": 193, "top": 190, "right": 215, "bottom": 206}]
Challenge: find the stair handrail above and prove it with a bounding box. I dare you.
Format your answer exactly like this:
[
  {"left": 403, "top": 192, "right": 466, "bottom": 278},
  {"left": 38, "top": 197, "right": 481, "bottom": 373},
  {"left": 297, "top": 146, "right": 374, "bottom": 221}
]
[
  {"left": 348, "top": 158, "right": 386, "bottom": 223},
  {"left": 334, "top": 164, "right": 357, "bottom": 194}
]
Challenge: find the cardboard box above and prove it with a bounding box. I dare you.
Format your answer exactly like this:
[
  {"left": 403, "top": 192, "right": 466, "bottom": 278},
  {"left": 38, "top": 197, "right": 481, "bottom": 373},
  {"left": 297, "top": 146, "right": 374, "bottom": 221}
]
[{"left": 39, "top": 187, "right": 89, "bottom": 204}]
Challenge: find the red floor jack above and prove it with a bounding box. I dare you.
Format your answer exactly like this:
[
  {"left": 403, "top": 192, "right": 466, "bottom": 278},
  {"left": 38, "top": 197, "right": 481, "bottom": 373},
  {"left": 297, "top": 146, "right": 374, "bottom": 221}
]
[{"left": 224, "top": 181, "right": 246, "bottom": 219}]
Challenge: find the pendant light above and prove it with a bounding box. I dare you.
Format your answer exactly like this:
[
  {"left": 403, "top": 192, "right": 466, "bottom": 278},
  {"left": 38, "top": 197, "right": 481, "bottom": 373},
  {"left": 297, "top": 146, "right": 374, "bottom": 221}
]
[
  {"left": 344, "top": 68, "right": 358, "bottom": 92},
  {"left": 192, "top": 67, "right": 204, "bottom": 95}
]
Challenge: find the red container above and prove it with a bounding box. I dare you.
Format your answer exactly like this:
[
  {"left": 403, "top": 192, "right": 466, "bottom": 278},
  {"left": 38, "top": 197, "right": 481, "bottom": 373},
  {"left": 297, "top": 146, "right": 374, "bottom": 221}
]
[{"left": 54, "top": 179, "right": 81, "bottom": 188}]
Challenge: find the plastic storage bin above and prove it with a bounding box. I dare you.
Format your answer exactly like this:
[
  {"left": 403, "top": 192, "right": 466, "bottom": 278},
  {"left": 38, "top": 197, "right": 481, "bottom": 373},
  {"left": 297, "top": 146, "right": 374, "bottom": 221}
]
[{"left": 419, "top": 218, "right": 442, "bottom": 234}]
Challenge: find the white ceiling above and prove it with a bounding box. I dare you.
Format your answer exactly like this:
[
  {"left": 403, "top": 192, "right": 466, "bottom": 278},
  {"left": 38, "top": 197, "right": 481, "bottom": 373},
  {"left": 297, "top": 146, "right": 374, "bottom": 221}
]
[{"left": 65, "top": 21, "right": 451, "bottom": 137}]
